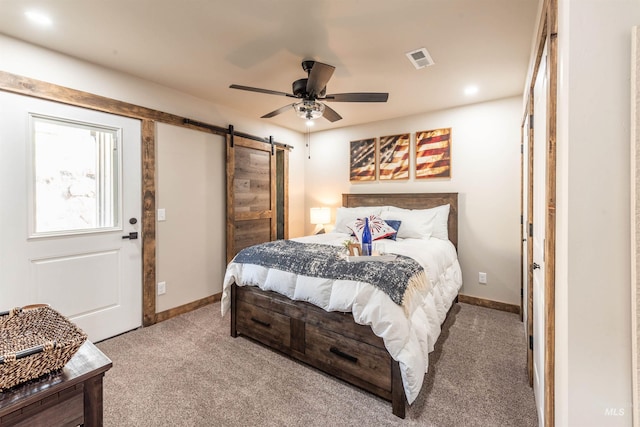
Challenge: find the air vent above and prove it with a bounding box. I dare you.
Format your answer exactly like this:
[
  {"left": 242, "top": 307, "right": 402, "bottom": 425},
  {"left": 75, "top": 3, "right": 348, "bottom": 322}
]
[{"left": 405, "top": 48, "right": 434, "bottom": 70}]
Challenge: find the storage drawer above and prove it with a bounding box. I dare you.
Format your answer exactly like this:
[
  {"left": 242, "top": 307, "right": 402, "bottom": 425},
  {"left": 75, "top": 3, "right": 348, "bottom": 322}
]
[
  {"left": 305, "top": 324, "right": 391, "bottom": 392},
  {"left": 236, "top": 299, "right": 291, "bottom": 351}
]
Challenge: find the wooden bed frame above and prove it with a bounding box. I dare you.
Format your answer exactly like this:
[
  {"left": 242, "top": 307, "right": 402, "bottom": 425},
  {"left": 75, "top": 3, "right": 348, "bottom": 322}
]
[{"left": 230, "top": 193, "right": 458, "bottom": 418}]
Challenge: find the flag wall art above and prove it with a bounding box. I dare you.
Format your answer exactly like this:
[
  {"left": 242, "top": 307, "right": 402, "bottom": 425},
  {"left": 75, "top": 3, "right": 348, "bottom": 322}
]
[
  {"left": 349, "top": 138, "right": 377, "bottom": 181},
  {"left": 378, "top": 133, "right": 410, "bottom": 180},
  {"left": 415, "top": 128, "right": 452, "bottom": 179}
]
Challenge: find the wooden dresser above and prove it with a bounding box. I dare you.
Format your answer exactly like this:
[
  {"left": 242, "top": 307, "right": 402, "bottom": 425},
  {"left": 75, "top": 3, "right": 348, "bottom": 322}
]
[{"left": 0, "top": 341, "right": 112, "bottom": 427}]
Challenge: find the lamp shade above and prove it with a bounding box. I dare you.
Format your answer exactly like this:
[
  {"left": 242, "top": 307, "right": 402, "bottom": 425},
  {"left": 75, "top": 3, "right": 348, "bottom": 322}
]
[{"left": 310, "top": 207, "right": 331, "bottom": 225}]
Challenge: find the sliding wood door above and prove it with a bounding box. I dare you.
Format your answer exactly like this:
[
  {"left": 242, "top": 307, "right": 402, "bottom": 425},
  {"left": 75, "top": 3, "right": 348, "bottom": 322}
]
[{"left": 226, "top": 135, "right": 276, "bottom": 262}]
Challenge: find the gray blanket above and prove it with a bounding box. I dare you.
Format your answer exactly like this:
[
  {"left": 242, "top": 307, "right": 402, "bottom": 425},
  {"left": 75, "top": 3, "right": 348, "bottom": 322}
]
[{"left": 233, "top": 240, "right": 424, "bottom": 305}]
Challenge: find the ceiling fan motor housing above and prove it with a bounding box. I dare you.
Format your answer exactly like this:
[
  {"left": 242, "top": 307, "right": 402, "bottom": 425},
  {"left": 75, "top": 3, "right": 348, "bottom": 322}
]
[
  {"left": 292, "top": 78, "right": 308, "bottom": 97},
  {"left": 292, "top": 78, "right": 326, "bottom": 99}
]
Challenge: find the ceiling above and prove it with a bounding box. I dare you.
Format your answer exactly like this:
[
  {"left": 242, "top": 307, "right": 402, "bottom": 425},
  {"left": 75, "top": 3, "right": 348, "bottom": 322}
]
[{"left": 0, "top": 0, "right": 539, "bottom": 133}]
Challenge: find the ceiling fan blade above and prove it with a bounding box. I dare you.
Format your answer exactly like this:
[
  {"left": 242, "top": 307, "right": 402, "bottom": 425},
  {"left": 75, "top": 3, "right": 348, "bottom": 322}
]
[
  {"left": 306, "top": 62, "right": 335, "bottom": 98},
  {"left": 324, "top": 92, "right": 389, "bottom": 102},
  {"left": 322, "top": 103, "right": 342, "bottom": 122},
  {"left": 230, "top": 84, "right": 295, "bottom": 98},
  {"left": 261, "top": 103, "right": 295, "bottom": 118}
]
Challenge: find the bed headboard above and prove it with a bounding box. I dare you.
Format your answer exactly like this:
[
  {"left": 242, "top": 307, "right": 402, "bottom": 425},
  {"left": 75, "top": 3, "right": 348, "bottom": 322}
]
[{"left": 342, "top": 193, "right": 458, "bottom": 248}]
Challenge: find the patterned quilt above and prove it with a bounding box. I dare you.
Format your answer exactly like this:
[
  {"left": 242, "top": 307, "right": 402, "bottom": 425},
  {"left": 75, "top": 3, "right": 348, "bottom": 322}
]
[{"left": 233, "top": 239, "right": 424, "bottom": 306}]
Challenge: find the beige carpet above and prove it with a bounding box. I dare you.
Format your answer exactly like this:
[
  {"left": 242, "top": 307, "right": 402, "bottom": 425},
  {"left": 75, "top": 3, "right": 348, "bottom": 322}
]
[{"left": 96, "top": 302, "right": 538, "bottom": 426}]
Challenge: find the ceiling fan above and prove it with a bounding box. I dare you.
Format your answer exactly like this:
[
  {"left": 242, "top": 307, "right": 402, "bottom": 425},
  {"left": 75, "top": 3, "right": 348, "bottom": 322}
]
[{"left": 229, "top": 60, "right": 389, "bottom": 123}]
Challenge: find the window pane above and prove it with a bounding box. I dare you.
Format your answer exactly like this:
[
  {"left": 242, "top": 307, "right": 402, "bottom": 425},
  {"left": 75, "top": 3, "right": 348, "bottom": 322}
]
[{"left": 32, "top": 116, "right": 120, "bottom": 235}]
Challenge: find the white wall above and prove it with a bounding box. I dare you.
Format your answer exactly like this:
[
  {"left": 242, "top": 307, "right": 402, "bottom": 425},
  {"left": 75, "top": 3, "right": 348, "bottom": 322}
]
[
  {"left": 305, "top": 97, "right": 523, "bottom": 305},
  {"left": 156, "top": 124, "right": 226, "bottom": 312},
  {"left": 555, "top": 0, "right": 638, "bottom": 425}
]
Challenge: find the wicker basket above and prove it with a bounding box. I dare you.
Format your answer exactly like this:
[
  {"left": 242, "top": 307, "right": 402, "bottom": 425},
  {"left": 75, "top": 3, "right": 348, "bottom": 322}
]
[{"left": 0, "top": 304, "right": 87, "bottom": 391}]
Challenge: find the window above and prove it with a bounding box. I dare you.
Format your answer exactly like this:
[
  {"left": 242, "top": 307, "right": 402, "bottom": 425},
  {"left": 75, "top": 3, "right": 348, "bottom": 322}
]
[{"left": 30, "top": 115, "right": 121, "bottom": 236}]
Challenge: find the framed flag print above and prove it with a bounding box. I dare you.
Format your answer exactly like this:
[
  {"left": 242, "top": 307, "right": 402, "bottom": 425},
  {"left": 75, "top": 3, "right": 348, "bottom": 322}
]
[
  {"left": 349, "top": 138, "right": 376, "bottom": 181},
  {"left": 415, "top": 128, "right": 452, "bottom": 179},
  {"left": 378, "top": 133, "right": 410, "bottom": 180}
]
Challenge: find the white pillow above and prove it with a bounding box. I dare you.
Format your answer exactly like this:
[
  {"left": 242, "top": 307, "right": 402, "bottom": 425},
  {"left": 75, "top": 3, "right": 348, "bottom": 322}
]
[
  {"left": 430, "top": 204, "right": 450, "bottom": 240},
  {"left": 381, "top": 209, "right": 437, "bottom": 239},
  {"left": 386, "top": 204, "right": 450, "bottom": 240},
  {"left": 346, "top": 215, "right": 397, "bottom": 242},
  {"left": 333, "top": 206, "right": 384, "bottom": 234}
]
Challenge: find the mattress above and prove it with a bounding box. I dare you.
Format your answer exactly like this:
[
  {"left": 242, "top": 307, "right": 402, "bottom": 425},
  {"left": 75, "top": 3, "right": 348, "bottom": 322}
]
[{"left": 221, "top": 232, "right": 463, "bottom": 404}]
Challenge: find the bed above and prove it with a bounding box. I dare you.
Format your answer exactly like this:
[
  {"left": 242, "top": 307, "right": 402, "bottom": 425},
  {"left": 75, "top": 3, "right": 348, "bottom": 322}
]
[{"left": 221, "top": 193, "right": 462, "bottom": 418}]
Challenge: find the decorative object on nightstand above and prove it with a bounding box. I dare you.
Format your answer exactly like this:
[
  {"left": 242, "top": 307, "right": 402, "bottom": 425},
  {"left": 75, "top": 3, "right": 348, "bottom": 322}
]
[{"left": 310, "top": 207, "right": 331, "bottom": 234}]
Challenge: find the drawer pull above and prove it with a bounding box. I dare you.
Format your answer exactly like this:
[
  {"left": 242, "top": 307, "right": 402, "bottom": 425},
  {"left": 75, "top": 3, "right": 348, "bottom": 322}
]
[
  {"left": 330, "top": 346, "right": 358, "bottom": 364},
  {"left": 250, "top": 317, "right": 271, "bottom": 328}
]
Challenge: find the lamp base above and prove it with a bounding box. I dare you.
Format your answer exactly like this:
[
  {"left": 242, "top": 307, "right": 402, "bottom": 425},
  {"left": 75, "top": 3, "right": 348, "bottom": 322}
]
[{"left": 312, "top": 224, "right": 326, "bottom": 235}]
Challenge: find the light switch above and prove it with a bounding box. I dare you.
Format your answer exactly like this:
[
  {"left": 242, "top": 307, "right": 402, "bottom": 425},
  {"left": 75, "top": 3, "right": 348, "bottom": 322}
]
[
  {"left": 479, "top": 272, "right": 487, "bottom": 284},
  {"left": 157, "top": 208, "right": 166, "bottom": 221}
]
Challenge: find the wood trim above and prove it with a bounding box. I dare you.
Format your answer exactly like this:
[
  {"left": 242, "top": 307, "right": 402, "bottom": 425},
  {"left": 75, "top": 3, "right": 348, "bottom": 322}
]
[
  {"left": 141, "top": 120, "right": 157, "bottom": 326},
  {"left": 520, "top": 123, "right": 524, "bottom": 323},
  {"left": 154, "top": 293, "right": 221, "bottom": 323},
  {"left": 544, "top": 2, "right": 558, "bottom": 425},
  {"left": 527, "top": 93, "right": 535, "bottom": 388},
  {"left": 458, "top": 294, "right": 521, "bottom": 315}
]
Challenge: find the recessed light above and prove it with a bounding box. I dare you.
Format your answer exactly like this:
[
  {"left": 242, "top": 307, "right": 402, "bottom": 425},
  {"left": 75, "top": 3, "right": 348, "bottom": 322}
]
[
  {"left": 305, "top": 120, "right": 314, "bottom": 127},
  {"left": 25, "top": 10, "right": 53, "bottom": 27},
  {"left": 464, "top": 85, "right": 478, "bottom": 96}
]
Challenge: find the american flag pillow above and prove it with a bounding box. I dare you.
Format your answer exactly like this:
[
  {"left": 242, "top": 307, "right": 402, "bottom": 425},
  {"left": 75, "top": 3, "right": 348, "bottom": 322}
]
[{"left": 347, "top": 215, "right": 398, "bottom": 242}]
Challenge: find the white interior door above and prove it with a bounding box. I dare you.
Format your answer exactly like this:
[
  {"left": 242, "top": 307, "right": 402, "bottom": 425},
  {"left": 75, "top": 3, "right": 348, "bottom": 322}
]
[
  {"left": 523, "top": 111, "right": 533, "bottom": 385},
  {"left": 532, "top": 41, "right": 548, "bottom": 425},
  {"left": 0, "top": 91, "right": 142, "bottom": 342}
]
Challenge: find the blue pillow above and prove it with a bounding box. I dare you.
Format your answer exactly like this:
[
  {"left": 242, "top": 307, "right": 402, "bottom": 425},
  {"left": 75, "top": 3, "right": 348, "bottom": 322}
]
[{"left": 384, "top": 220, "right": 402, "bottom": 240}]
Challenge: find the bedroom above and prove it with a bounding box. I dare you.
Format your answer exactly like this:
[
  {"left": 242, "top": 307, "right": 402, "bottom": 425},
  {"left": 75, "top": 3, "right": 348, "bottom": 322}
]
[{"left": 0, "top": 1, "right": 637, "bottom": 426}]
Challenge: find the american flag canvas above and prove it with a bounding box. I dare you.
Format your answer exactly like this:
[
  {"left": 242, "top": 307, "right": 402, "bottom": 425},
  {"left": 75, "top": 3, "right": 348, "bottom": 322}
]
[
  {"left": 350, "top": 138, "right": 376, "bottom": 181},
  {"left": 415, "top": 128, "right": 452, "bottom": 179},
  {"left": 379, "top": 134, "right": 410, "bottom": 180}
]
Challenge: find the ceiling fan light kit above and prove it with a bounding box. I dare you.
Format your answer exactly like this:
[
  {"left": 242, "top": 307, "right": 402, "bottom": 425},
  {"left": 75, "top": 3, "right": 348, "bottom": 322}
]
[
  {"left": 294, "top": 100, "right": 325, "bottom": 121},
  {"left": 230, "top": 60, "right": 389, "bottom": 123}
]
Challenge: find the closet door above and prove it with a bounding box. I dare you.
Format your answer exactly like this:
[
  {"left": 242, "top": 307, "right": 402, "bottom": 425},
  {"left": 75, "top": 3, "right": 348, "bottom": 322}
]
[{"left": 226, "top": 135, "right": 276, "bottom": 262}]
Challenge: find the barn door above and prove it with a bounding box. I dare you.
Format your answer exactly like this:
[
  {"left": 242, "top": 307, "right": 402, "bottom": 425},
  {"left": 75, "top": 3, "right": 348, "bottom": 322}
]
[{"left": 226, "top": 135, "right": 277, "bottom": 262}]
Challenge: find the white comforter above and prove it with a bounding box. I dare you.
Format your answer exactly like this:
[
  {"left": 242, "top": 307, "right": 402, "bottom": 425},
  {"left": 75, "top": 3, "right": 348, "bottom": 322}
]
[{"left": 221, "top": 233, "right": 463, "bottom": 404}]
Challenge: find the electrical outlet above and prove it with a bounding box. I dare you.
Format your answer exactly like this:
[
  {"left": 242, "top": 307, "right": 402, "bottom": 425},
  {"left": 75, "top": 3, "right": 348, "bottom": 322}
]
[
  {"left": 157, "top": 281, "right": 166, "bottom": 295},
  {"left": 479, "top": 272, "right": 487, "bottom": 285}
]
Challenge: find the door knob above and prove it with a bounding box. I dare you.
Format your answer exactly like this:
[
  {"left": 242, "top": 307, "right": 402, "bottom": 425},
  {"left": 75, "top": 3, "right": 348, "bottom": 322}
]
[
  {"left": 532, "top": 262, "right": 541, "bottom": 270},
  {"left": 122, "top": 232, "right": 138, "bottom": 240}
]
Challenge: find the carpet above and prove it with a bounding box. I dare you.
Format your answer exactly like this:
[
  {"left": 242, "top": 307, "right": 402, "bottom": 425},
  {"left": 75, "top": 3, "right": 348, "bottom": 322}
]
[{"left": 96, "top": 302, "right": 538, "bottom": 426}]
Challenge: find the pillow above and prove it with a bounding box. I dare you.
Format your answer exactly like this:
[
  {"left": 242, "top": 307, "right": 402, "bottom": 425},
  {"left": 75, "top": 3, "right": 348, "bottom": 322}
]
[
  {"left": 333, "top": 206, "right": 385, "bottom": 234},
  {"left": 430, "top": 204, "right": 450, "bottom": 240},
  {"left": 346, "top": 215, "right": 397, "bottom": 242},
  {"left": 386, "top": 204, "right": 450, "bottom": 240},
  {"left": 381, "top": 209, "right": 437, "bottom": 239},
  {"left": 383, "top": 220, "right": 402, "bottom": 240}
]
